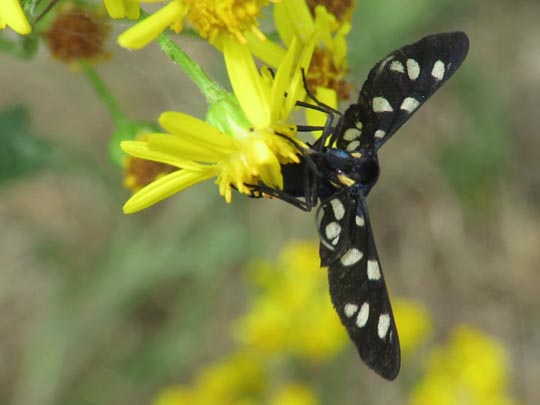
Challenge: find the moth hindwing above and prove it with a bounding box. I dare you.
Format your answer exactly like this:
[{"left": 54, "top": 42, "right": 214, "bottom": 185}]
[{"left": 318, "top": 192, "right": 400, "bottom": 380}]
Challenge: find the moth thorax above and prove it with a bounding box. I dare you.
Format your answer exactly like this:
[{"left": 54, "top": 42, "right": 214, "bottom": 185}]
[{"left": 351, "top": 156, "right": 380, "bottom": 187}]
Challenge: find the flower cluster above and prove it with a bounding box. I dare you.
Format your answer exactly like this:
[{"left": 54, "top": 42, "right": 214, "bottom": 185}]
[
  {"left": 121, "top": 35, "right": 314, "bottom": 212},
  {"left": 234, "top": 241, "right": 347, "bottom": 360},
  {"left": 410, "top": 325, "right": 518, "bottom": 405},
  {"left": 2, "top": 1, "right": 355, "bottom": 210},
  {"left": 115, "top": 0, "right": 354, "bottom": 211},
  {"left": 153, "top": 241, "right": 335, "bottom": 404}
]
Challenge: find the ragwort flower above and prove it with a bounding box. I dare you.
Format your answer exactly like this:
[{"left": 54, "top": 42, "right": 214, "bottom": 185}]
[
  {"left": 393, "top": 298, "right": 432, "bottom": 357},
  {"left": 410, "top": 325, "right": 518, "bottom": 405},
  {"left": 246, "top": 0, "right": 353, "bottom": 128},
  {"left": 115, "top": 0, "right": 272, "bottom": 50},
  {"left": 154, "top": 351, "right": 266, "bottom": 405},
  {"left": 234, "top": 241, "right": 347, "bottom": 360},
  {"left": 248, "top": 0, "right": 352, "bottom": 98},
  {"left": 121, "top": 36, "right": 314, "bottom": 213},
  {"left": 0, "top": 0, "right": 31, "bottom": 34}
]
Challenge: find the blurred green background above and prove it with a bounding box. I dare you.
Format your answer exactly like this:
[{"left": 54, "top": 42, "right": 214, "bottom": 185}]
[{"left": 1, "top": 0, "right": 539, "bottom": 404}]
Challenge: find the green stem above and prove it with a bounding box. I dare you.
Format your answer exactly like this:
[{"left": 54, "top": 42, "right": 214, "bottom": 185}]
[
  {"left": 81, "top": 63, "right": 126, "bottom": 123},
  {"left": 155, "top": 32, "right": 229, "bottom": 104}
]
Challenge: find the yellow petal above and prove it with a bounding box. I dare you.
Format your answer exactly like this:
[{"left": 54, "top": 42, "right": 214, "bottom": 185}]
[
  {"left": 251, "top": 140, "right": 283, "bottom": 189},
  {"left": 103, "top": 0, "right": 128, "bottom": 19},
  {"left": 313, "top": 5, "right": 334, "bottom": 47},
  {"left": 223, "top": 36, "right": 270, "bottom": 128},
  {"left": 270, "top": 37, "right": 298, "bottom": 123},
  {"left": 0, "top": 0, "right": 31, "bottom": 34},
  {"left": 147, "top": 134, "right": 228, "bottom": 162},
  {"left": 124, "top": 0, "right": 142, "bottom": 20},
  {"left": 123, "top": 168, "right": 215, "bottom": 213},
  {"left": 285, "top": 35, "right": 316, "bottom": 117},
  {"left": 245, "top": 32, "right": 287, "bottom": 68},
  {"left": 117, "top": 1, "right": 187, "bottom": 49},
  {"left": 120, "top": 140, "right": 204, "bottom": 171},
  {"left": 274, "top": 0, "right": 314, "bottom": 45},
  {"left": 305, "top": 87, "right": 337, "bottom": 130},
  {"left": 158, "top": 111, "right": 236, "bottom": 151},
  {"left": 273, "top": 2, "right": 293, "bottom": 46}
]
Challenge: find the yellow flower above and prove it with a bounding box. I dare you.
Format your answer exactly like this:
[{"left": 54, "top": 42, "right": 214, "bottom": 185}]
[
  {"left": 410, "top": 325, "right": 518, "bottom": 405},
  {"left": 116, "top": 0, "right": 271, "bottom": 50},
  {"left": 234, "top": 241, "right": 346, "bottom": 360},
  {"left": 153, "top": 352, "right": 266, "bottom": 405},
  {"left": 0, "top": 0, "right": 31, "bottom": 34},
  {"left": 269, "top": 383, "right": 319, "bottom": 405},
  {"left": 393, "top": 298, "right": 432, "bottom": 357},
  {"left": 246, "top": 0, "right": 353, "bottom": 127},
  {"left": 121, "top": 36, "right": 314, "bottom": 212}
]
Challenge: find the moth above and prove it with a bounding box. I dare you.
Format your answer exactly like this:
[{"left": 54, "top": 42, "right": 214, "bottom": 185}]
[{"left": 252, "top": 32, "right": 469, "bottom": 379}]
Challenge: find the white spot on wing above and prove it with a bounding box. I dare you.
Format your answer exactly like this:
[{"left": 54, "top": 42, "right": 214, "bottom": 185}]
[
  {"left": 400, "top": 97, "right": 420, "bottom": 112},
  {"left": 344, "top": 303, "right": 358, "bottom": 318},
  {"left": 367, "top": 260, "right": 381, "bottom": 280},
  {"left": 330, "top": 199, "right": 345, "bottom": 220},
  {"left": 325, "top": 222, "right": 341, "bottom": 240},
  {"left": 340, "top": 248, "right": 363, "bottom": 266},
  {"left": 406, "top": 58, "right": 420, "bottom": 80},
  {"left": 356, "top": 303, "right": 370, "bottom": 327},
  {"left": 372, "top": 97, "right": 393, "bottom": 113},
  {"left": 346, "top": 140, "right": 360, "bottom": 151},
  {"left": 374, "top": 129, "right": 386, "bottom": 139},
  {"left": 355, "top": 215, "right": 365, "bottom": 227},
  {"left": 432, "top": 60, "right": 445, "bottom": 81},
  {"left": 331, "top": 236, "right": 339, "bottom": 246},
  {"left": 389, "top": 60, "right": 405, "bottom": 73},
  {"left": 378, "top": 314, "right": 391, "bottom": 339},
  {"left": 343, "top": 127, "right": 361, "bottom": 141}
]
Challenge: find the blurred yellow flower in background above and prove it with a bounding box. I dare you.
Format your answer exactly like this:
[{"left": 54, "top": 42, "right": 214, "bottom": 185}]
[
  {"left": 234, "top": 241, "right": 347, "bottom": 361},
  {"left": 0, "top": 0, "right": 31, "bottom": 34},
  {"left": 269, "top": 383, "right": 319, "bottom": 405},
  {"left": 154, "top": 352, "right": 266, "bottom": 405},
  {"left": 116, "top": 0, "right": 272, "bottom": 50},
  {"left": 154, "top": 242, "right": 332, "bottom": 405},
  {"left": 410, "top": 324, "right": 517, "bottom": 405},
  {"left": 121, "top": 36, "right": 314, "bottom": 212},
  {"left": 393, "top": 298, "right": 432, "bottom": 357}
]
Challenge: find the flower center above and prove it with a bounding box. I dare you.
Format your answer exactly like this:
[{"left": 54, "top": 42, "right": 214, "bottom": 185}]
[
  {"left": 187, "top": 0, "right": 269, "bottom": 43},
  {"left": 44, "top": 9, "right": 109, "bottom": 62},
  {"left": 307, "top": 48, "right": 352, "bottom": 100}
]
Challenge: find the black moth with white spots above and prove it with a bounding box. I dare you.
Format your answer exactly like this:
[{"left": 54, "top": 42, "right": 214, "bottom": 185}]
[{"left": 253, "top": 32, "right": 469, "bottom": 380}]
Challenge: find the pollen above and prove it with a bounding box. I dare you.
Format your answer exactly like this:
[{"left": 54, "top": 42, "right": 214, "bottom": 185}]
[
  {"left": 307, "top": 48, "right": 352, "bottom": 100},
  {"left": 44, "top": 9, "right": 109, "bottom": 63},
  {"left": 186, "top": 0, "right": 270, "bottom": 43},
  {"left": 124, "top": 156, "right": 177, "bottom": 193}
]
